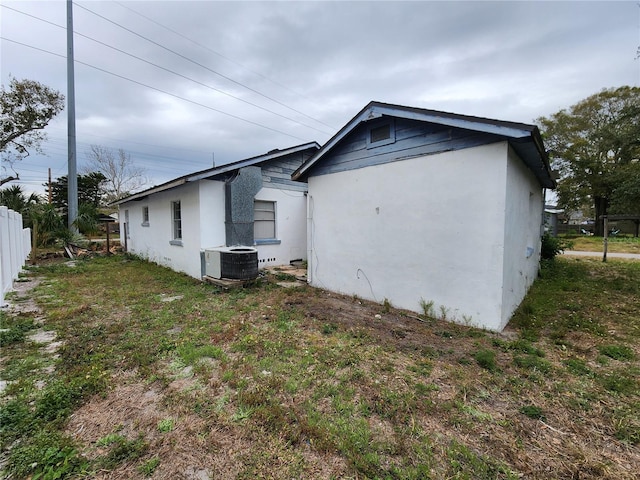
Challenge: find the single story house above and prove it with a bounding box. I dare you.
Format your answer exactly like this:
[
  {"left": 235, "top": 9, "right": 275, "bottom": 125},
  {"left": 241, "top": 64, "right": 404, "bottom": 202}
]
[
  {"left": 544, "top": 205, "right": 564, "bottom": 237},
  {"left": 113, "top": 142, "right": 319, "bottom": 279},
  {"left": 292, "top": 102, "right": 555, "bottom": 331}
]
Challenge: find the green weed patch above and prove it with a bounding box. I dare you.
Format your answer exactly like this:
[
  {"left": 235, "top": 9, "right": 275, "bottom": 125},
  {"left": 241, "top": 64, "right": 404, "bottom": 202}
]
[{"left": 1, "top": 255, "right": 638, "bottom": 479}]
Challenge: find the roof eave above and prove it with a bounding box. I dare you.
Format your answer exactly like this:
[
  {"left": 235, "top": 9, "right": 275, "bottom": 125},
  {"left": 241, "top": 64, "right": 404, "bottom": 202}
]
[
  {"left": 112, "top": 141, "right": 320, "bottom": 206},
  {"left": 188, "top": 141, "right": 319, "bottom": 183},
  {"left": 109, "top": 178, "right": 188, "bottom": 206},
  {"left": 292, "top": 101, "right": 538, "bottom": 182}
]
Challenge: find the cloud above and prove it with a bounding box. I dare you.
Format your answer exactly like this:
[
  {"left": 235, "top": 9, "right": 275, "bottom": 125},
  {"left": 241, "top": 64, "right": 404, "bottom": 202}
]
[{"left": 1, "top": 0, "right": 638, "bottom": 194}]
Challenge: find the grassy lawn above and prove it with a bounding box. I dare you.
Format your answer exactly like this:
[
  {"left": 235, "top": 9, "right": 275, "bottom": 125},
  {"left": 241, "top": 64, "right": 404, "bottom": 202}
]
[
  {"left": 1, "top": 255, "right": 638, "bottom": 479},
  {"left": 563, "top": 234, "right": 640, "bottom": 254}
]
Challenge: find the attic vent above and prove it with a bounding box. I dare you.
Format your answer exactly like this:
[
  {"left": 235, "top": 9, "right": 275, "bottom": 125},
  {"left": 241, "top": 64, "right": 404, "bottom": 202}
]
[
  {"left": 367, "top": 120, "right": 395, "bottom": 148},
  {"left": 370, "top": 124, "right": 390, "bottom": 143}
]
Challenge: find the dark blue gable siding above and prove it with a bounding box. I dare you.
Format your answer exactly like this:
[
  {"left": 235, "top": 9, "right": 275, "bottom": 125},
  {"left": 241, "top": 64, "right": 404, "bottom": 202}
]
[
  {"left": 308, "top": 117, "right": 503, "bottom": 178},
  {"left": 262, "top": 151, "right": 312, "bottom": 191}
]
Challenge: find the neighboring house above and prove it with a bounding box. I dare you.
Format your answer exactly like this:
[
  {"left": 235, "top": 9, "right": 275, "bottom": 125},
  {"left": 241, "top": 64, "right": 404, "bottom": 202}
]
[
  {"left": 293, "top": 102, "right": 555, "bottom": 332},
  {"left": 544, "top": 205, "right": 564, "bottom": 237},
  {"left": 113, "top": 142, "right": 319, "bottom": 279}
]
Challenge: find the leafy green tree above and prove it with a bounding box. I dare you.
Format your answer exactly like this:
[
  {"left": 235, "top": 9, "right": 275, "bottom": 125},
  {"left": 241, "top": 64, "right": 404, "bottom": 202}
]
[
  {"left": 47, "top": 172, "right": 107, "bottom": 212},
  {"left": 45, "top": 172, "right": 106, "bottom": 237},
  {"left": 0, "top": 185, "right": 41, "bottom": 220},
  {"left": 1, "top": 77, "right": 65, "bottom": 186},
  {"left": 608, "top": 163, "right": 640, "bottom": 214},
  {"left": 537, "top": 86, "right": 640, "bottom": 236},
  {"left": 74, "top": 203, "right": 100, "bottom": 236},
  {"left": 0, "top": 186, "right": 70, "bottom": 247},
  {"left": 30, "top": 203, "right": 65, "bottom": 247}
]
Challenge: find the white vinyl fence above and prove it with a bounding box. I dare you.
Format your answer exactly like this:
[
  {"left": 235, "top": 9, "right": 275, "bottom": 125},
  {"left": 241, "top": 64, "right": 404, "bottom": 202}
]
[{"left": 0, "top": 206, "right": 32, "bottom": 307}]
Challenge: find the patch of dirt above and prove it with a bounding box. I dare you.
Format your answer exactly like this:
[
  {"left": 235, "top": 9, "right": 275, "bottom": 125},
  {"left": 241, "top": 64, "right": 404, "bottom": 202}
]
[
  {"left": 3, "top": 277, "right": 42, "bottom": 316},
  {"left": 295, "top": 290, "right": 498, "bottom": 359},
  {"left": 66, "top": 370, "right": 349, "bottom": 479},
  {"left": 27, "top": 329, "right": 64, "bottom": 354},
  {"left": 27, "top": 329, "right": 57, "bottom": 343},
  {"left": 67, "top": 371, "right": 242, "bottom": 479}
]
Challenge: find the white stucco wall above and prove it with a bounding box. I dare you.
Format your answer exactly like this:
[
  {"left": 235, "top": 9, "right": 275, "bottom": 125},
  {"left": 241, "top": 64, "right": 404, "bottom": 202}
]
[
  {"left": 499, "top": 146, "right": 544, "bottom": 329},
  {"left": 199, "top": 180, "right": 227, "bottom": 250},
  {"left": 307, "top": 142, "right": 514, "bottom": 331},
  {"left": 119, "top": 179, "right": 306, "bottom": 279},
  {"left": 120, "top": 181, "right": 219, "bottom": 279},
  {"left": 254, "top": 186, "right": 307, "bottom": 267}
]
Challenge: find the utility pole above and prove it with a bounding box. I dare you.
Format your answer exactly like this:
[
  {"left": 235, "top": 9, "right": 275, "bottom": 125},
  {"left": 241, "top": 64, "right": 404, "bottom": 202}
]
[
  {"left": 67, "top": 0, "right": 78, "bottom": 231},
  {"left": 48, "top": 168, "right": 52, "bottom": 204}
]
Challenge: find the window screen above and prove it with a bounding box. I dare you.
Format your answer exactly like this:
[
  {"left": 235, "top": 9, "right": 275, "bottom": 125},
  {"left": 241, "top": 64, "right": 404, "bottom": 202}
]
[{"left": 254, "top": 200, "right": 275, "bottom": 239}]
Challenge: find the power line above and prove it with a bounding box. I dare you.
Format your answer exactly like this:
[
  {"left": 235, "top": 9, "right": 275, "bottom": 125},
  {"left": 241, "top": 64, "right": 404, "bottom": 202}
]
[
  {"left": 1, "top": 4, "right": 64, "bottom": 31},
  {"left": 48, "top": 127, "right": 214, "bottom": 156},
  {"left": 1, "top": 36, "right": 308, "bottom": 141},
  {"left": 113, "top": 0, "right": 324, "bottom": 113},
  {"left": 74, "top": 2, "right": 336, "bottom": 130},
  {"left": 41, "top": 136, "right": 212, "bottom": 170},
  {"left": 24, "top": 127, "right": 215, "bottom": 165},
  {"left": 1, "top": 4, "right": 333, "bottom": 135},
  {"left": 23, "top": 143, "right": 213, "bottom": 178},
  {"left": 72, "top": 31, "right": 332, "bottom": 135}
]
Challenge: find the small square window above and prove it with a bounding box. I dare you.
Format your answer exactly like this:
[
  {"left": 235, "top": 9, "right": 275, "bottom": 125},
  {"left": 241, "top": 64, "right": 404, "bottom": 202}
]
[{"left": 366, "top": 120, "right": 395, "bottom": 148}]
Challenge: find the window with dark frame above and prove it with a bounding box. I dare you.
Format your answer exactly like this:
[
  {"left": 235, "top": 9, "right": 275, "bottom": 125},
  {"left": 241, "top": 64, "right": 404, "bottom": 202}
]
[{"left": 172, "top": 201, "right": 182, "bottom": 240}]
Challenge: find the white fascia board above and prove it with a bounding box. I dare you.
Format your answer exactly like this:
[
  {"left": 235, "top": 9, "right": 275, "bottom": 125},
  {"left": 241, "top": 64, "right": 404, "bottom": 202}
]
[
  {"left": 187, "top": 142, "right": 319, "bottom": 183},
  {"left": 111, "top": 179, "right": 187, "bottom": 205},
  {"left": 369, "top": 104, "right": 532, "bottom": 139}
]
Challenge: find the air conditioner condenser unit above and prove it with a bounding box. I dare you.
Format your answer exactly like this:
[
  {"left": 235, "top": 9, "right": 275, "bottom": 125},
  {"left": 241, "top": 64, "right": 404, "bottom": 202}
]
[{"left": 204, "top": 247, "right": 258, "bottom": 280}]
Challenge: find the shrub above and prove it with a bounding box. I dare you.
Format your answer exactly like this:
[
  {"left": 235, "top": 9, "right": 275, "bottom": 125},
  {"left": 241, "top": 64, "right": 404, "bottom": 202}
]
[{"left": 541, "top": 233, "right": 572, "bottom": 260}]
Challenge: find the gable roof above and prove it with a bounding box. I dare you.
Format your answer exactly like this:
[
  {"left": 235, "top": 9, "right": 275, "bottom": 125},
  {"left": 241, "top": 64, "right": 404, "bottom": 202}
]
[
  {"left": 292, "top": 102, "right": 555, "bottom": 188},
  {"left": 111, "top": 141, "right": 320, "bottom": 205}
]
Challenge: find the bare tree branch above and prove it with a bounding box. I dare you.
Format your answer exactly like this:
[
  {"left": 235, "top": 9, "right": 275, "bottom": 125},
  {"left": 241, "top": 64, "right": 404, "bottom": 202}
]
[
  {"left": 83, "top": 145, "right": 147, "bottom": 203},
  {"left": 0, "top": 175, "right": 19, "bottom": 187}
]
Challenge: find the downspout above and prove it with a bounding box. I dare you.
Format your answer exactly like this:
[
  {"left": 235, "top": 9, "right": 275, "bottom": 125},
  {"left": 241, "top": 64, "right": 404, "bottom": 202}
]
[
  {"left": 541, "top": 188, "right": 547, "bottom": 237},
  {"left": 306, "top": 194, "right": 313, "bottom": 285}
]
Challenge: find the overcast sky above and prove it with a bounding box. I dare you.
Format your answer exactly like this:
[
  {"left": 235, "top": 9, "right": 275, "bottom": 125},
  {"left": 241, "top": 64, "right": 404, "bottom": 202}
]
[{"left": 2, "top": 1, "right": 639, "bottom": 196}]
